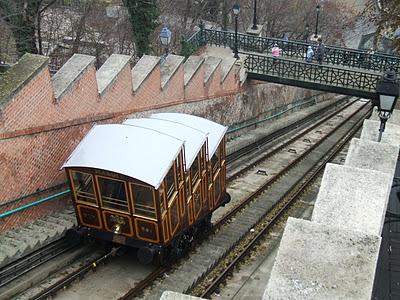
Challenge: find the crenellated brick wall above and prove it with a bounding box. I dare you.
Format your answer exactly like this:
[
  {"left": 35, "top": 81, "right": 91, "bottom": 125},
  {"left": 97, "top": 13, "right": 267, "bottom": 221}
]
[{"left": 0, "top": 52, "right": 323, "bottom": 232}]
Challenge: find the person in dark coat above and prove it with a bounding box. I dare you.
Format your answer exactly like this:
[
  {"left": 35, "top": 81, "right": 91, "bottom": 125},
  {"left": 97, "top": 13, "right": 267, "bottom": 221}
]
[{"left": 316, "top": 38, "right": 325, "bottom": 64}]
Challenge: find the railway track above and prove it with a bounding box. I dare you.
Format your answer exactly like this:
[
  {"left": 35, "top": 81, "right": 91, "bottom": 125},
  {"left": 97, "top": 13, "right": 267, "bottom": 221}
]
[
  {"left": 0, "top": 238, "right": 77, "bottom": 289},
  {"left": 116, "top": 100, "right": 371, "bottom": 299},
  {"left": 7, "top": 97, "right": 365, "bottom": 299},
  {"left": 196, "top": 109, "right": 368, "bottom": 298}
]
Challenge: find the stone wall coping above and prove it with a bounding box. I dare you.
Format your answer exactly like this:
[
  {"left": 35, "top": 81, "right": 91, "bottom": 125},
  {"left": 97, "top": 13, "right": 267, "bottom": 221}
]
[
  {"left": 160, "top": 55, "right": 185, "bottom": 89},
  {"left": 311, "top": 163, "right": 391, "bottom": 236},
  {"left": 52, "top": 54, "right": 96, "bottom": 101},
  {"left": 220, "top": 57, "right": 236, "bottom": 83},
  {"left": 264, "top": 217, "right": 381, "bottom": 300},
  {"left": 345, "top": 138, "right": 399, "bottom": 180},
  {"left": 204, "top": 56, "right": 222, "bottom": 83},
  {"left": 184, "top": 56, "right": 204, "bottom": 86},
  {"left": 160, "top": 291, "right": 205, "bottom": 300},
  {"left": 96, "top": 54, "right": 131, "bottom": 96},
  {"left": 131, "top": 55, "right": 160, "bottom": 92},
  {"left": 361, "top": 118, "right": 400, "bottom": 147},
  {"left": 0, "top": 54, "right": 49, "bottom": 112}
]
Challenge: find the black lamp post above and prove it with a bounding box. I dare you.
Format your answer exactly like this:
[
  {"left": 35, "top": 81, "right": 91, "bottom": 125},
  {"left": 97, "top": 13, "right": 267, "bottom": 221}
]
[
  {"left": 305, "top": 24, "right": 310, "bottom": 43},
  {"left": 159, "top": 26, "right": 172, "bottom": 62},
  {"left": 374, "top": 69, "right": 400, "bottom": 142},
  {"left": 314, "top": 4, "right": 321, "bottom": 39},
  {"left": 233, "top": 3, "right": 240, "bottom": 59},
  {"left": 251, "top": 0, "right": 258, "bottom": 30}
]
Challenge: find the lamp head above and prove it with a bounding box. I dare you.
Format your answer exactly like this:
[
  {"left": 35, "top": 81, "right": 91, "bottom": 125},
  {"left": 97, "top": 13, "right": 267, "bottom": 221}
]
[
  {"left": 233, "top": 3, "right": 240, "bottom": 15},
  {"left": 375, "top": 69, "right": 399, "bottom": 114},
  {"left": 159, "top": 27, "right": 172, "bottom": 46},
  {"left": 316, "top": 4, "right": 321, "bottom": 12}
]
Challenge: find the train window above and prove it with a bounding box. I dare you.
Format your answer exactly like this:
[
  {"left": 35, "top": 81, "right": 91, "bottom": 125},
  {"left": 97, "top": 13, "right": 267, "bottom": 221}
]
[
  {"left": 191, "top": 156, "right": 200, "bottom": 183},
  {"left": 176, "top": 155, "right": 183, "bottom": 183},
  {"left": 211, "top": 152, "right": 219, "bottom": 173},
  {"left": 186, "top": 177, "right": 191, "bottom": 200},
  {"left": 158, "top": 184, "right": 166, "bottom": 214},
  {"left": 98, "top": 176, "right": 129, "bottom": 213},
  {"left": 165, "top": 165, "right": 176, "bottom": 198},
  {"left": 131, "top": 183, "right": 156, "bottom": 219},
  {"left": 201, "top": 147, "right": 206, "bottom": 172},
  {"left": 71, "top": 171, "right": 97, "bottom": 204}
]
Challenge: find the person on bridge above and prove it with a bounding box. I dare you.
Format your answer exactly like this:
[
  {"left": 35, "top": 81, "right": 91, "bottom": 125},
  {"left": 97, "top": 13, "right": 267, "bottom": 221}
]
[
  {"left": 316, "top": 38, "right": 325, "bottom": 64},
  {"left": 306, "top": 46, "right": 314, "bottom": 63},
  {"left": 272, "top": 43, "right": 282, "bottom": 58}
]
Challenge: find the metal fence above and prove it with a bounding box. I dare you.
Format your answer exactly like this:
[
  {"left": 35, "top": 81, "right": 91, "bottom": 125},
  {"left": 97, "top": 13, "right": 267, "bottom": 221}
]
[
  {"left": 244, "top": 53, "right": 381, "bottom": 94},
  {"left": 186, "top": 28, "right": 400, "bottom": 73}
]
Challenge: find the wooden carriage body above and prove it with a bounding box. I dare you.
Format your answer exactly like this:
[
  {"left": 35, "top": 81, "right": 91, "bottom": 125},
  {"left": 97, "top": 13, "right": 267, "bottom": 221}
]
[{"left": 63, "top": 114, "right": 228, "bottom": 248}]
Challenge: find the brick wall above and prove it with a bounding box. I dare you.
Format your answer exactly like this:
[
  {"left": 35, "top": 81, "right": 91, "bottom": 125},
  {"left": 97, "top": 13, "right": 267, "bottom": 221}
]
[{"left": 0, "top": 52, "right": 320, "bottom": 232}]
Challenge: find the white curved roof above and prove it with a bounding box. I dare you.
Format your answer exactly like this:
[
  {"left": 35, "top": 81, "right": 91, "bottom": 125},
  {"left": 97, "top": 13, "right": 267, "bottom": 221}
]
[
  {"left": 123, "top": 118, "right": 207, "bottom": 170},
  {"left": 62, "top": 124, "right": 183, "bottom": 189},
  {"left": 150, "top": 113, "right": 228, "bottom": 158}
]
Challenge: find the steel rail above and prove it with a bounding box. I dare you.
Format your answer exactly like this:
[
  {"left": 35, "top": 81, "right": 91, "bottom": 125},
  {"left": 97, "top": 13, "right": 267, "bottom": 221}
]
[
  {"left": 226, "top": 96, "right": 351, "bottom": 165},
  {"left": 226, "top": 98, "right": 357, "bottom": 177},
  {"left": 29, "top": 249, "right": 116, "bottom": 300},
  {"left": 199, "top": 106, "right": 372, "bottom": 298},
  {"left": 0, "top": 238, "right": 75, "bottom": 288},
  {"left": 20, "top": 100, "right": 364, "bottom": 299},
  {"left": 117, "top": 267, "right": 168, "bottom": 300},
  {"left": 216, "top": 101, "right": 369, "bottom": 230}
]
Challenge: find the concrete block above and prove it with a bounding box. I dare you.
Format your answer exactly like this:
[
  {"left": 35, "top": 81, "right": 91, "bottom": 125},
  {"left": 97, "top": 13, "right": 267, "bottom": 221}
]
[
  {"left": 132, "top": 55, "right": 160, "bottom": 92},
  {"left": 184, "top": 56, "right": 204, "bottom": 86},
  {"left": 264, "top": 218, "right": 381, "bottom": 300},
  {"left": 345, "top": 138, "right": 398, "bottom": 181},
  {"left": 96, "top": 54, "right": 131, "bottom": 96},
  {"left": 161, "top": 55, "right": 185, "bottom": 89},
  {"left": 52, "top": 54, "right": 96, "bottom": 101},
  {"left": 204, "top": 56, "right": 221, "bottom": 83},
  {"left": 0, "top": 53, "right": 49, "bottom": 112},
  {"left": 160, "top": 291, "right": 205, "bottom": 300},
  {"left": 312, "top": 163, "right": 391, "bottom": 236},
  {"left": 361, "top": 119, "right": 400, "bottom": 147},
  {"left": 220, "top": 57, "right": 236, "bottom": 83}
]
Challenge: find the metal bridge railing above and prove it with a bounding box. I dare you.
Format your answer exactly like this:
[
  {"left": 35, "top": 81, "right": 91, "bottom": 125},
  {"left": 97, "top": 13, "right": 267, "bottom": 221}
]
[
  {"left": 186, "top": 28, "right": 400, "bottom": 73},
  {"left": 244, "top": 53, "right": 382, "bottom": 93}
]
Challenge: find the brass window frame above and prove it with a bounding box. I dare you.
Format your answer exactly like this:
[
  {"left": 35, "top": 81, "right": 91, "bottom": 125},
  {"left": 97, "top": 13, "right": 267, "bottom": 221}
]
[
  {"left": 165, "top": 161, "right": 178, "bottom": 199},
  {"left": 96, "top": 175, "right": 131, "bottom": 214},
  {"left": 168, "top": 195, "right": 180, "bottom": 237},
  {"left": 129, "top": 182, "right": 157, "bottom": 221},
  {"left": 69, "top": 170, "right": 98, "bottom": 206}
]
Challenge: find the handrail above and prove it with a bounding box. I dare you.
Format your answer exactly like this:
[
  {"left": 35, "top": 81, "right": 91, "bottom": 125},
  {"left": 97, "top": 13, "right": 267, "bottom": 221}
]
[
  {"left": 244, "top": 52, "right": 381, "bottom": 92},
  {"left": 0, "top": 190, "right": 70, "bottom": 219},
  {"left": 185, "top": 27, "right": 400, "bottom": 73}
]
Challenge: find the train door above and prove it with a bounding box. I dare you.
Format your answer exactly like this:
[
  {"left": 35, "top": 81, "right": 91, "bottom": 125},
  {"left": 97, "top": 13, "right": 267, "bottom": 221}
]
[
  {"left": 191, "top": 155, "right": 203, "bottom": 222},
  {"left": 164, "top": 162, "right": 180, "bottom": 239},
  {"left": 130, "top": 182, "right": 160, "bottom": 244},
  {"left": 96, "top": 175, "right": 135, "bottom": 243}
]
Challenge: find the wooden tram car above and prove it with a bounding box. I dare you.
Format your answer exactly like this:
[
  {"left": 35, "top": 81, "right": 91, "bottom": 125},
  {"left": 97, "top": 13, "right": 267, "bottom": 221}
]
[{"left": 63, "top": 113, "right": 230, "bottom": 263}]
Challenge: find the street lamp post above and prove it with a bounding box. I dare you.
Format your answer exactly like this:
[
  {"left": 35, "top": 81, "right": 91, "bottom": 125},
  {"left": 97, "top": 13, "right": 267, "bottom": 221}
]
[
  {"left": 159, "top": 26, "right": 172, "bottom": 62},
  {"left": 314, "top": 4, "right": 321, "bottom": 39},
  {"left": 374, "top": 69, "right": 400, "bottom": 142},
  {"left": 305, "top": 24, "right": 309, "bottom": 43},
  {"left": 233, "top": 3, "right": 240, "bottom": 59},
  {"left": 251, "top": 0, "right": 258, "bottom": 30}
]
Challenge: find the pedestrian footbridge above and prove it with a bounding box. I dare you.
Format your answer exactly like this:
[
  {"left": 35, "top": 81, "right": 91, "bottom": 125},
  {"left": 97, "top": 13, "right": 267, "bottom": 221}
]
[{"left": 185, "top": 27, "right": 400, "bottom": 99}]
